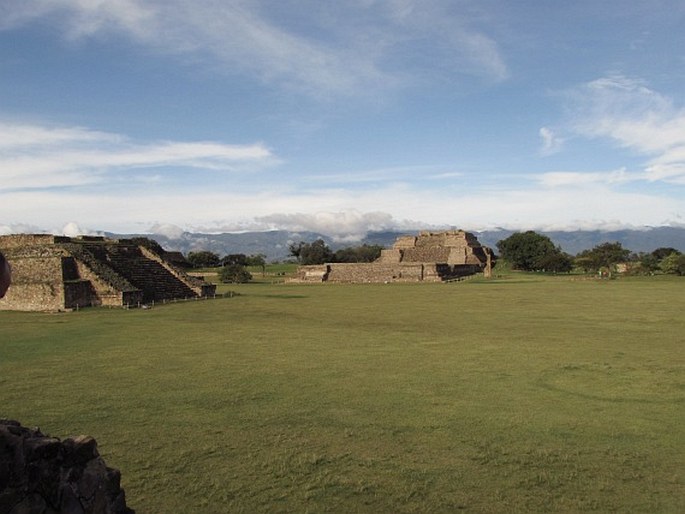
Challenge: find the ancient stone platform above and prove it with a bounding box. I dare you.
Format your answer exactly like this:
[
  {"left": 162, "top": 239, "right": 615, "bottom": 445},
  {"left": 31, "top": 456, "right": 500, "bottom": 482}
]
[
  {"left": 294, "top": 230, "right": 494, "bottom": 283},
  {"left": 0, "top": 235, "right": 215, "bottom": 311}
]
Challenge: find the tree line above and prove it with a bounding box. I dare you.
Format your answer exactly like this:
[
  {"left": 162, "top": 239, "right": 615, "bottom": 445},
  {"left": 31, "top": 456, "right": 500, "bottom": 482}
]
[
  {"left": 496, "top": 230, "right": 685, "bottom": 275},
  {"left": 287, "top": 240, "right": 384, "bottom": 265},
  {"left": 184, "top": 251, "right": 266, "bottom": 283},
  {"left": 288, "top": 234, "right": 685, "bottom": 276},
  {"left": 180, "top": 232, "right": 685, "bottom": 283},
  {"left": 183, "top": 241, "right": 385, "bottom": 283}
]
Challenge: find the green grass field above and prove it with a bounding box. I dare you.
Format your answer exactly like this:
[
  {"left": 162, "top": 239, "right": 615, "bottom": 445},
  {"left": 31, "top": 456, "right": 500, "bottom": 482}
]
[{"left": 1, "top": 274, "right": 683, "bottom": 512}]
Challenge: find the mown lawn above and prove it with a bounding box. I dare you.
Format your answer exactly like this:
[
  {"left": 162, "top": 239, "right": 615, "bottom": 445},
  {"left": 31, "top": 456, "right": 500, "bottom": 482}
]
[{"left": 1, "top": 275, "right": 683, "bottom": 512}]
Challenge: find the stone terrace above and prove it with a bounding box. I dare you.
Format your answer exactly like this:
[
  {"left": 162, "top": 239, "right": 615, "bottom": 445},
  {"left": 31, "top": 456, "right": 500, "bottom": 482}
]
[{"left": 294, "top": 230, "right": 494, "bottom": 283}]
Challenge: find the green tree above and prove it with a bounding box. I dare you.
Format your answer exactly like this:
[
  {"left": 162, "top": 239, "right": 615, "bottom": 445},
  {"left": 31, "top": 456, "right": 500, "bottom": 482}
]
[
  {"left": 219, "top": 263, "right": 252, "bottom": 283},
  {"left": 636, "top": 248, "right": 682, "bottom": 275},
  {"left": 332, "top": 244, "right": 384, "bottom": 263},
  {"left": 222, "top": 254, "right": 247, "bottom": 266},
  {"left": 186, "top": 250, "right": 221, "bottom": 268},
  {"left": 535, "top": 251, "right": 574, "bottom": 273},
  {"left": 575, "top": 242, "right": 631, "bottom": 273},
  {"left": 638, "top": 252, "right": 661, "bottom": 273},
  {"left": 289, "top": 239, "right": 333, "bottom": 265},
  {"left": 660, "top": 252, "right": 685, "bottom": 275},
  {"left": 243, "top": 254, "right": 266, "bottom": 276},
  {"left": 652, "top": 247, "right": 681, "bottom": 260},
  {"left": 496, "top": 231, "right": 562, "bottom": 271},
  {"left": 288, "top": 242, "right": 304, "bottom": 261}
]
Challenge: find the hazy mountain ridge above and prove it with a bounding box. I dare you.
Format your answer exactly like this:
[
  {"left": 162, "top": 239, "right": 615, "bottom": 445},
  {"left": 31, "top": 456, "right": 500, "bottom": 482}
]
[
  {"left": 475, "top": 227, "right": 685, "bottom": 256},
  {"left": 107, "top": 226, "right": 685, "bottom": 262}
]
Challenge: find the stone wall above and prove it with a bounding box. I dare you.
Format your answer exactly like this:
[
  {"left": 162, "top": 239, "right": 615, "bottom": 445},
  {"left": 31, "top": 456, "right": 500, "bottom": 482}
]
[
  {"left": 63, "top": 280, "right": 95, "bottom": 310},
  {"left": 295, "top": 262, "right": 484, "bottom": 283},
  {"left": 0, "top": 252, "right": 66, "bottom": 311},
  {"left": 0, "top": 419, "right": 134, "bottom": 514},
  {"left": 293, "top": 265, "right": 330, "bottom": 282},
  {"left": 0, "top": 234, "right": 69, "bottom": 250},
  {"left": 326, "top": 263, "right": 428, "bottom": 283},
  {"left": 393, "top": 235, "right": 417, "bottom": 249},
  {"left": 400, "top": 247, "right": 451, "bottom": 264},
  {"left": 378, "top": 248, "right": 402, "bottom": 262}
]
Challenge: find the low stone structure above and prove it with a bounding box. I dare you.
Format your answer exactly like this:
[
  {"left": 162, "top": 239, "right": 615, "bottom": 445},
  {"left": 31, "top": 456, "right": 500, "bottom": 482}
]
[
  {"left": 0, "top": 419, "right": 134, "bottom": 514},
  {"left": 0, "top": 235, "right": 215, "bottom": 311},
  {"left": 294, "top": 230, "right": 494, "bottom": 283}
]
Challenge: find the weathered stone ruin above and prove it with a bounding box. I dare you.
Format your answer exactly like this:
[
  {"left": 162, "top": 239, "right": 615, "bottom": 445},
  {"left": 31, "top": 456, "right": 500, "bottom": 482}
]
[
  {"left": 294, "top": 230, "right": 494, "bottom": 283},
  {"left": 0, "top": 419, "right": 134, "bottom": 514},
  {"left": 0, "top": 235, "right": 215, "bottom": 311}
]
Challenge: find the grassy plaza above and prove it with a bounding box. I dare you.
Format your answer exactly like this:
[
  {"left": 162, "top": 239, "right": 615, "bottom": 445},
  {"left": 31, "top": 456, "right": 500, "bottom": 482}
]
[{"left": 1, "top": 273, "right": 683, "bottom": 512}]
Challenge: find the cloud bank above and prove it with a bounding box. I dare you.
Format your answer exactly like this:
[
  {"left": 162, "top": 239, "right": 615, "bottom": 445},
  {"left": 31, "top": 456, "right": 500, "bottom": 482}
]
[
  {"left": 255, "top": 211, "right": 403, "bottom": 242},
  {"left": 0, "top": 120, "right": 274, "bottom": 192}
]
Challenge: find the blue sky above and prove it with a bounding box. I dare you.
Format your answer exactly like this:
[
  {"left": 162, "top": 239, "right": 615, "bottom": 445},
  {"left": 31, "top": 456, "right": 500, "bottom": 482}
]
[{"left": 1, "top": 0, "right": 684, "bottom": 240}]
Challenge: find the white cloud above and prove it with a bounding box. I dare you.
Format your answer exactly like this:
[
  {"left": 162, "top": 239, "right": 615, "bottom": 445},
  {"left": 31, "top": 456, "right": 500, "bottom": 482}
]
[
  {"left": 148, "top": 223, "right": 185, "bottom": 239},
  {"left": 0, "top": 120, "right": 275, "bottom": 191},
  {"left": 567, "top": 74, "right": 685, "bottom": 184},
  {"left": 0, "top": 122, "right": 121, "bottom": 149},
  {"left": 255, "top": 211, "right": 397, "bottom": 241},
  {"left": 375, "top": 0, "right": 508, "bottom": 81},
  {"left": 537, "top": 168, "right": 637, "bottom": 188},
  {"left": 0, "top": 0, "right": 154, "bottom": 38},
  {"left": 61, "top": 222, "right": 88, "bottom": 237},
  {"left": 2, "top": 178, "right": 681, "bottom": 238},
  {"left": 1, "top": 0, "right": 507, "bottom": 96},
  {"left": 538, "top": 127, "right": 564, "bottom": 156},
  {"left": 0, "top": 223, "right": 45, "bottom": 236},
  {"left": 304, "top": 164, "right": 458, "bottom": 185}
]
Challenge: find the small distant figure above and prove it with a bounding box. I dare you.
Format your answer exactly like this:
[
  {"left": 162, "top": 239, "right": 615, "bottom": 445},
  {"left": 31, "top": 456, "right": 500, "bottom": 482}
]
[{"left": 0, "top": 252, "right": 11, "bottom": 298}]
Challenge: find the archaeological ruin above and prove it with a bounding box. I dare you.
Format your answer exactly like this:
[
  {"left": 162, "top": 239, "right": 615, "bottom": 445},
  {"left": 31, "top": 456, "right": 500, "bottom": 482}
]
[
  {"left": 0, "top": 235, "right": 215, "bottom": 311},
  {"left": 293, "top": 230, "right": 494, "bottom": 283}
]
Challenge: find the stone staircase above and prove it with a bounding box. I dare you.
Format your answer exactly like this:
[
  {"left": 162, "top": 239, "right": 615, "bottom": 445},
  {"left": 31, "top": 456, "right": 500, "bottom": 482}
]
[{"left": 102, "top": 244, "right": 199, "bottom": 302}]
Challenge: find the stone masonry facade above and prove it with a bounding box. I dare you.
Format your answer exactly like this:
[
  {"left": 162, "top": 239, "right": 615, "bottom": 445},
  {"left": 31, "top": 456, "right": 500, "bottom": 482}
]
[
  {"left": 294, "top": 230, "right": 494, "bottom": 283},
  {"left": 0, "top": 235, "right": 215, "bottom": 311}
]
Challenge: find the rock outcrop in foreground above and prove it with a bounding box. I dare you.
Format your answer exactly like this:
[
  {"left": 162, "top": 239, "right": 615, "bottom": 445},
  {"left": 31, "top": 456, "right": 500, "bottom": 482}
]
[{"left": 0, "top": 420, "right": 134, "bottom": 514}]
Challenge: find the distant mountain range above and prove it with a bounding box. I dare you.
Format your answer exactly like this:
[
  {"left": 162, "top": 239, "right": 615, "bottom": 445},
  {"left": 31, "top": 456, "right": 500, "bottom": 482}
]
[{"left": 107, "top": 226, "right": 685, "bottom": 262}]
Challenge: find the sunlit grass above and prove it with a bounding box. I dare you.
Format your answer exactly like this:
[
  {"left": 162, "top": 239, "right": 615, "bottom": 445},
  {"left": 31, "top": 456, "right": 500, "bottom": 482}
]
[{"left": 1, "top": 275, "right": 683, "bottom": 512}]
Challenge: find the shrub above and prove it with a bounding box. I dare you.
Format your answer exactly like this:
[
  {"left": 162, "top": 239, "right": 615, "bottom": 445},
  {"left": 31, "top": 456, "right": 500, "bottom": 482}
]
[
  {"left": 219, "top": 263, "right": 252, "bottom": 283},
  {"left": 660, "top": 252, "right": 685, "bottom": 275}
]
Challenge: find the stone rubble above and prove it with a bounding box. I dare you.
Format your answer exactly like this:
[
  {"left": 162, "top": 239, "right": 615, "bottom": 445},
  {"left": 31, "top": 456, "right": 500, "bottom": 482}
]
[{"left": 0, "top": 420, "right": 134, "bottom": 514}]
